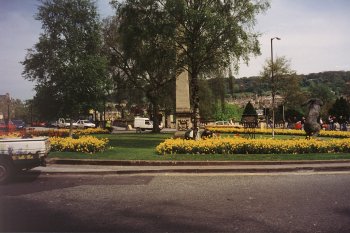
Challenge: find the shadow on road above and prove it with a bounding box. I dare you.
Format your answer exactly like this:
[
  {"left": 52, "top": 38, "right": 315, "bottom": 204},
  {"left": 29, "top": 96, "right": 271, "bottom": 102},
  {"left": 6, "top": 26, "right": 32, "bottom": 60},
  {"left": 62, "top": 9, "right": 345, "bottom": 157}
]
[{"left": 0, "top": 174, "right": 154, "bottom": 197}]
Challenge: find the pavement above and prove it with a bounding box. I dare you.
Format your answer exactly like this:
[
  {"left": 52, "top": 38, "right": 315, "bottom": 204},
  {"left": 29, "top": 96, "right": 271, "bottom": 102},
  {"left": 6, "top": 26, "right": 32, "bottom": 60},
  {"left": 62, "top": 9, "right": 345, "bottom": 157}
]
[{"left": 29, "top": 158, "right": 350, "bottom": 175}]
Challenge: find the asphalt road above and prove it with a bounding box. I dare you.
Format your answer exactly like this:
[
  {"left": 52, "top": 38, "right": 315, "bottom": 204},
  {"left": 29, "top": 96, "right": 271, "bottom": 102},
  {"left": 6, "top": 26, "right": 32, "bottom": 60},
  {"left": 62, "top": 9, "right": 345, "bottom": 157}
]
[{"left": 1, "top": 172, "right": 350, "bottom": 232}]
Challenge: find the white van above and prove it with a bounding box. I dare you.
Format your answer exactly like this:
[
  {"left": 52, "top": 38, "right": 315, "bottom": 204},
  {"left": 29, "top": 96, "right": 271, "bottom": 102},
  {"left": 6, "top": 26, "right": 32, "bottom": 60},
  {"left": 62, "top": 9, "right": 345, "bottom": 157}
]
[{"left": 134, "top": 117, "right": 163, "bottom": 131}]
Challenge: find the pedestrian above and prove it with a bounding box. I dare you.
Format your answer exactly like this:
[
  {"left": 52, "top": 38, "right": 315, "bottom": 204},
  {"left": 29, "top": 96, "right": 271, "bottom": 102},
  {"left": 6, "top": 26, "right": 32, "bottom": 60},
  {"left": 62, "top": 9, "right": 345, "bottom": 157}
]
[
  {"left": 328, "top": 115, "right": 334, "bottom": 130},
  {"left": 301, "top": 116, "right": 305, "bottom": 130}
]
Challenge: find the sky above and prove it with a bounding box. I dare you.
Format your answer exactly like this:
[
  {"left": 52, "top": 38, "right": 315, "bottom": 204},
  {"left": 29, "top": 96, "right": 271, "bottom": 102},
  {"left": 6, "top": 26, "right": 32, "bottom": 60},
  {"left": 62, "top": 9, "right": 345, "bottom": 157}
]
[{"left": 0, "top": 0, "right": 349, "bottom": 101}]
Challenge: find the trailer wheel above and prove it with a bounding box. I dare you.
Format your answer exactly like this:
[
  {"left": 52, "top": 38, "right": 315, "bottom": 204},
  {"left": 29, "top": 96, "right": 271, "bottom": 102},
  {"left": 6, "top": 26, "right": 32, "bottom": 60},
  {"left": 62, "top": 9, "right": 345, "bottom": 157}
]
[{"left": 0, "top": 159, "right": 14, "bottom": 184}]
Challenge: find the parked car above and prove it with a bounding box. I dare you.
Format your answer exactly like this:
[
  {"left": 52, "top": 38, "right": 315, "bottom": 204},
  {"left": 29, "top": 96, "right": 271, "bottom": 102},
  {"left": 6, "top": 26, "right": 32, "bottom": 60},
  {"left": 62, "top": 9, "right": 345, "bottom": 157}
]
[
  {"left": 214, "top": 121, "right": 232, "bottom": 126},
  {"left": 31, "top": 121, "right": 47, "bottom": 127},
  {"left": 0, "top": 120, "right": 16, "bottom": 131},
  {"left": 46, "top": 121, "right": 58, "bottom": 128},
  {"left": 75, "top": 120, "right": 96, "bottom": 129},
  {"left": 57, "top": 118, "right": 77, "bottom": 128},
  {"left": 11, "top": 119, "right": 26, "bottom": 130}
]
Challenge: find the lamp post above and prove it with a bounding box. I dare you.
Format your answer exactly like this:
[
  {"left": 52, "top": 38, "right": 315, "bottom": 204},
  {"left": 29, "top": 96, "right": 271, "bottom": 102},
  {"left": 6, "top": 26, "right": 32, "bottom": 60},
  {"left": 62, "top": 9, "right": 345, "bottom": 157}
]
[{"left": 271, "top": 37, "right": 280, "bottom": 138}]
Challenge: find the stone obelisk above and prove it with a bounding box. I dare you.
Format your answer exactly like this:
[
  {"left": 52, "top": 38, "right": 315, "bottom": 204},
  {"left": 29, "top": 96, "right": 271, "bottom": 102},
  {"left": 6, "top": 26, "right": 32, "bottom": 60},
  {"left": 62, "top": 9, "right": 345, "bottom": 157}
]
[{"left": 175, "top": 69, "right": 192, "bottom": 131}]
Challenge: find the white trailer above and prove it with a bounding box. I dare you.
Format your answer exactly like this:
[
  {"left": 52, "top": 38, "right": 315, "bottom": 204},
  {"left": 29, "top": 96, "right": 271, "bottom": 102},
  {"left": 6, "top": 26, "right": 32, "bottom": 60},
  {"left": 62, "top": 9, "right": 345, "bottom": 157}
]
[{"left": 0, "top": 137, "right": 50, "bottom": 184}]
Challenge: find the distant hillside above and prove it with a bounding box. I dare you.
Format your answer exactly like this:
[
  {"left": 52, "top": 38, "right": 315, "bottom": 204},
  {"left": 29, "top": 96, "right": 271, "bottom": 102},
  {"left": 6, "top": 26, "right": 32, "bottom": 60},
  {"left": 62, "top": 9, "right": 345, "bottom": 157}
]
[{"left": 229, "top": 71, "right": 350, "bottom": 97}]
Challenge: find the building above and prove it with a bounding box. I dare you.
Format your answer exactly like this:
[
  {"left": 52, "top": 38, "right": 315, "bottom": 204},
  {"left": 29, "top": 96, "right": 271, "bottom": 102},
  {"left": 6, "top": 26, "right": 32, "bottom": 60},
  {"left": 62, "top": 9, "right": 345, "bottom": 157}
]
[{"left": 0, "top": 93, "right": 10, "bottom": 120}]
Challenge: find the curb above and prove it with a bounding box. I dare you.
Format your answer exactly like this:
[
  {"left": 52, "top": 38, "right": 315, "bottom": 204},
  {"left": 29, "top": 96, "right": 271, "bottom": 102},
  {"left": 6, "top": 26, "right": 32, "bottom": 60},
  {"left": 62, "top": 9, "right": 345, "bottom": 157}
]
[
  {"left": 47, "top": 158, "right": 350, "bottom": 166},
  {"left": 39, "top": 158, "right": 350, "bottom": 175},
  {"left": 37, "top": 166, "right": 350, "bottom": 176}
]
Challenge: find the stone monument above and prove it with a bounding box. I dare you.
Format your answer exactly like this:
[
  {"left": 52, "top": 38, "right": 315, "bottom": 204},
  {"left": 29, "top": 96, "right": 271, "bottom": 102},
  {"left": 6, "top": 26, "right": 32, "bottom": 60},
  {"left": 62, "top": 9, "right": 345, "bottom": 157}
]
[
  {"left": 303, "top": 98, "right": 323, "bottom": 138},
  {"left": 175, "top": 69, "right": 192, "bottom": 131}
]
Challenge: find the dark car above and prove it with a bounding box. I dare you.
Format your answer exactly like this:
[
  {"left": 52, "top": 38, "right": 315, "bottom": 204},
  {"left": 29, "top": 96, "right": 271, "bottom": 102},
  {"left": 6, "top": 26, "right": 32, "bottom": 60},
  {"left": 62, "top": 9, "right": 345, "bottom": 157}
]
[{"left": 12, "top": 119, "right": 26, "bottom": 130}]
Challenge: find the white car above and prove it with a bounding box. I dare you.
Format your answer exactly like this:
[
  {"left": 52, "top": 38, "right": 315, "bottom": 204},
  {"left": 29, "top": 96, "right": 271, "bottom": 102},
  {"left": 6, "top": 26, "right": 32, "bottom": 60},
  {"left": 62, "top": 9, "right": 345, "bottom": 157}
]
[
  {"left": 58, "top": 118, "right": 77, "bottom": 128},
  {"left": 214, "top": 121, "right": 231, "bottom": 126},
  {"left": 76, "top": 120, "right": 96, "bottom": 129}
]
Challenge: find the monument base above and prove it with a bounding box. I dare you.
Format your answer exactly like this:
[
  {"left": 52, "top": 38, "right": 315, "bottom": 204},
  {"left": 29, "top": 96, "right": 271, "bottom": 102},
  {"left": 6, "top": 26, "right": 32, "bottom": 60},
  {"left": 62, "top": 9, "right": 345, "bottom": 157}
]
[{"left": 175, "top": 111, "right": 192, "bottom": 131}]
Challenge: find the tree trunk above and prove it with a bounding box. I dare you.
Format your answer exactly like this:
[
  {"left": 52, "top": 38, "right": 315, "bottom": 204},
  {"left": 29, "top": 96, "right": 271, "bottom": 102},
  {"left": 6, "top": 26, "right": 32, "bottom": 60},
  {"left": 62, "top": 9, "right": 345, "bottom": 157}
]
[
  {"left": 69, "top": 118, "right": 73, "bottom": 137},
  {"left": 151, "top": 96, "right": 161, "bottom": 133},
  {"left": 191, "top": 71, "right": 200, "bottom": 139}
]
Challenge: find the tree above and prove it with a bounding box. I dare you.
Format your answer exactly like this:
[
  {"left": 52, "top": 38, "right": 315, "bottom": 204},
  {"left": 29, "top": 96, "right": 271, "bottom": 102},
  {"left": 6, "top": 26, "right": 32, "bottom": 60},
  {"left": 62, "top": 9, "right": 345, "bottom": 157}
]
[
  {"left": 329, "top": 97, "right": 350, "bottom": 120},
  {"left": 107, "top": 0, "right": 178, "bottom": 132},
  {"left": 209, "top": 69, "right": 227, "bottom": 113},
  {"left": 198, "top": 79, "right": 215, "bottom": 121},
  {"left": 228, "top": 67, "right": 236, "bottom": 99},
  {"left": 22, "top": 0, "right": 108, "bottom": 135},
  {"left": 165, "top": 0, "right": 270, "bottom": 136},
  {"left": 260, "top": 56, "right": 306, "bottom": 124},
  {"left": 242, "top": 101, "right": 257, "bottom": 116},
  {"left": 214, "top": 103, "right": 243, "bottom": 122},
  {"left": 307, "top": 82, "right": 336, "bottom": 117}
]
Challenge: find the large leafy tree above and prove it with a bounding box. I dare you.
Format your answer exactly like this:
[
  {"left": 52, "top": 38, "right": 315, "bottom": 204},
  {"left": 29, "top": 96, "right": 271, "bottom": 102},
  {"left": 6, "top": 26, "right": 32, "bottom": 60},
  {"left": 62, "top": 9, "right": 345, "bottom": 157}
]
[
  {"left": 164, "top": 0, "right": 270, "bottom": 136},
  {"left": 22, "top": 0, "right": 108, "bottom": 133},
  {"left": 107, "top": 0, "right": 178, "bottom": 132}
]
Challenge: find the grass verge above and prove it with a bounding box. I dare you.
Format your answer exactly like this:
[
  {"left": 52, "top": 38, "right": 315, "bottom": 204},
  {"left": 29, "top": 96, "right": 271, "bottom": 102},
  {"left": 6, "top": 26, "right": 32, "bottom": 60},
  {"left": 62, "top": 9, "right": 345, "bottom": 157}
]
[{"left": 48, "top": 133, "right": 350, "bottom": 161}]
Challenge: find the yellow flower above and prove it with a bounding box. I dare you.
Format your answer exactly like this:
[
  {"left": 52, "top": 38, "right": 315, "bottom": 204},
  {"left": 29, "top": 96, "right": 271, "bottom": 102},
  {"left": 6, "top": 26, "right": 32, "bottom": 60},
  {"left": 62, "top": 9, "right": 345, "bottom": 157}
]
[
  {"left": 156, "top": 137, "right": 350, "bottom": 155},
  {"left": 49, "top": 136, "right": 108, "bottom": 153}
]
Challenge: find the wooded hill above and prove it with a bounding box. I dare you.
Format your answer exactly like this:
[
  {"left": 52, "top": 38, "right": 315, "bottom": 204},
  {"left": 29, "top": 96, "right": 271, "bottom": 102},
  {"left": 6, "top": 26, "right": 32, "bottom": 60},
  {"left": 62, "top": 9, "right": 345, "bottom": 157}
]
[{"left": 229, "top": 71, "right": 350, "bottom": 97}]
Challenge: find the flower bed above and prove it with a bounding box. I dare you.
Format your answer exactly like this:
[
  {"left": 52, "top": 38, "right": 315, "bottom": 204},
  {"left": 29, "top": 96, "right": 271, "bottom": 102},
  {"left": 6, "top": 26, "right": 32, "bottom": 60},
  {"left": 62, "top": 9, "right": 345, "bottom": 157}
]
[
  {"left": 156, "top": 137, "right": 350, "bottom": 155},
  {"left": 26, "top": 127, "right": 109, "bottom": 137},
  {"left": 49, "top": 136, "right": 109, "bottom": 153},
  {"left": 206, "top": 126, "right": 350, "bottom": 138}
]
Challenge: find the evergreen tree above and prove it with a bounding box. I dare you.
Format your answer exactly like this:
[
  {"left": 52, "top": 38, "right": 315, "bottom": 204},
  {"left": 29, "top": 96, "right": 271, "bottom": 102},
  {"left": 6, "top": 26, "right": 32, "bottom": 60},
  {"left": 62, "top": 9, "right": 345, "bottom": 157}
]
[
  {"left": 242, "top": 101, "right": 257, "bottom": 116},
  {"left": 329, "top": 97, "right": 350, "bottom": 120}
]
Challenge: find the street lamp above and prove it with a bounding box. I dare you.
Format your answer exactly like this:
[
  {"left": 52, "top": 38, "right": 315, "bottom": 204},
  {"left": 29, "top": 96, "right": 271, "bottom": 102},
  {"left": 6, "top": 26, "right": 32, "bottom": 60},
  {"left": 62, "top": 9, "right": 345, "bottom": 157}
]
[{"left": 271, "top": 37, "right": 281, "bottom": 138}]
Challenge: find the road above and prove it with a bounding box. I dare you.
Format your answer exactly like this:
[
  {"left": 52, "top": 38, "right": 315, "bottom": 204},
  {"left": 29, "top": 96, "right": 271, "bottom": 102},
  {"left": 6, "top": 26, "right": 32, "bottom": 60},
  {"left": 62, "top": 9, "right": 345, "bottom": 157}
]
[{"left": 1, "top": 172, "right": 350, "bottom": 232}]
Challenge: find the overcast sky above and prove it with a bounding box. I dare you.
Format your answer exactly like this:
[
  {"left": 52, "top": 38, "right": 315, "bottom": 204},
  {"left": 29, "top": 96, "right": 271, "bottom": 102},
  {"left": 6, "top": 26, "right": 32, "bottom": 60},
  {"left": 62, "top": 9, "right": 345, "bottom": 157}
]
[{"left": 0, "top": 0, "right": 349, "bottom": 101}]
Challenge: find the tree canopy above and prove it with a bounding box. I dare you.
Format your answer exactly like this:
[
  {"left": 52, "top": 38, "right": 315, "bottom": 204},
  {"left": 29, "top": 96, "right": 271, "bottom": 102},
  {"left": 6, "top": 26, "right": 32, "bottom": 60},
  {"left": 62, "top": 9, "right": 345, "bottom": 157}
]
[
  {"left": 106, "top": 0, "right": 179, "bottom": 132},
  {"left": 22, "top": 0, "right": 108, "bottom": 124},
  {"left": 165, "top": 0, "right": 270, "bottom": 134}
]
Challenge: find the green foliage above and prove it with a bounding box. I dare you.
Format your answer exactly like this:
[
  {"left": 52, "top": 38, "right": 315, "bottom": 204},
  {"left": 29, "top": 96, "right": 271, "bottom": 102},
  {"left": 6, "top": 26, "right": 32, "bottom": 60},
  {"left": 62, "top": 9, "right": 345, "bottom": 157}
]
[
  {"left": 198, "top": 79, "right": 215, "bottom": 121},
  {"left": 242, "top": 101, "right": 257, "bottom": 116},
  {"left": 10, "top": 99, "right": 28, "bottom": 121},
  {"left": 329, "top": 97, "right": 350, "bottom": 119},
  {"left": 260, "top": 56, "right": 297, "bottom": 97},
  {"left": 308, "top": 82, "right": 336, "bottom": 103},
  {"left": 214, "top": 103, "right": 243, "bottom": 121},
  {"left": 165, "top": 0, "right": 270, "bottom": 130},
  {"left": 22, "top": 0, "right": 108, "bottom": 120},
  {"left": 107, "top": 0, "right": 178, "bottom": 132}
]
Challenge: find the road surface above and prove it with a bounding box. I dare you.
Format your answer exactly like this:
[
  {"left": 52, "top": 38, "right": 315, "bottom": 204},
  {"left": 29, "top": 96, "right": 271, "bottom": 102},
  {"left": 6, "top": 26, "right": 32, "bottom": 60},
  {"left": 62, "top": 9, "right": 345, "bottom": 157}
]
[{"left": 1, "top": 171, "right": 350, "bottom": 232}]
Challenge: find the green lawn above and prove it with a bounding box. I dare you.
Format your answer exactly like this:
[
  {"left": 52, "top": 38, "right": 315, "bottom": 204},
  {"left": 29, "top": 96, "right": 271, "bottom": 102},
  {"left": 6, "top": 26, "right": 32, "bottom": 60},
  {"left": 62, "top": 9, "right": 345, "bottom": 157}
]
[{"left": 48, "top": 133, "right": 350, "bottom": 161}]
